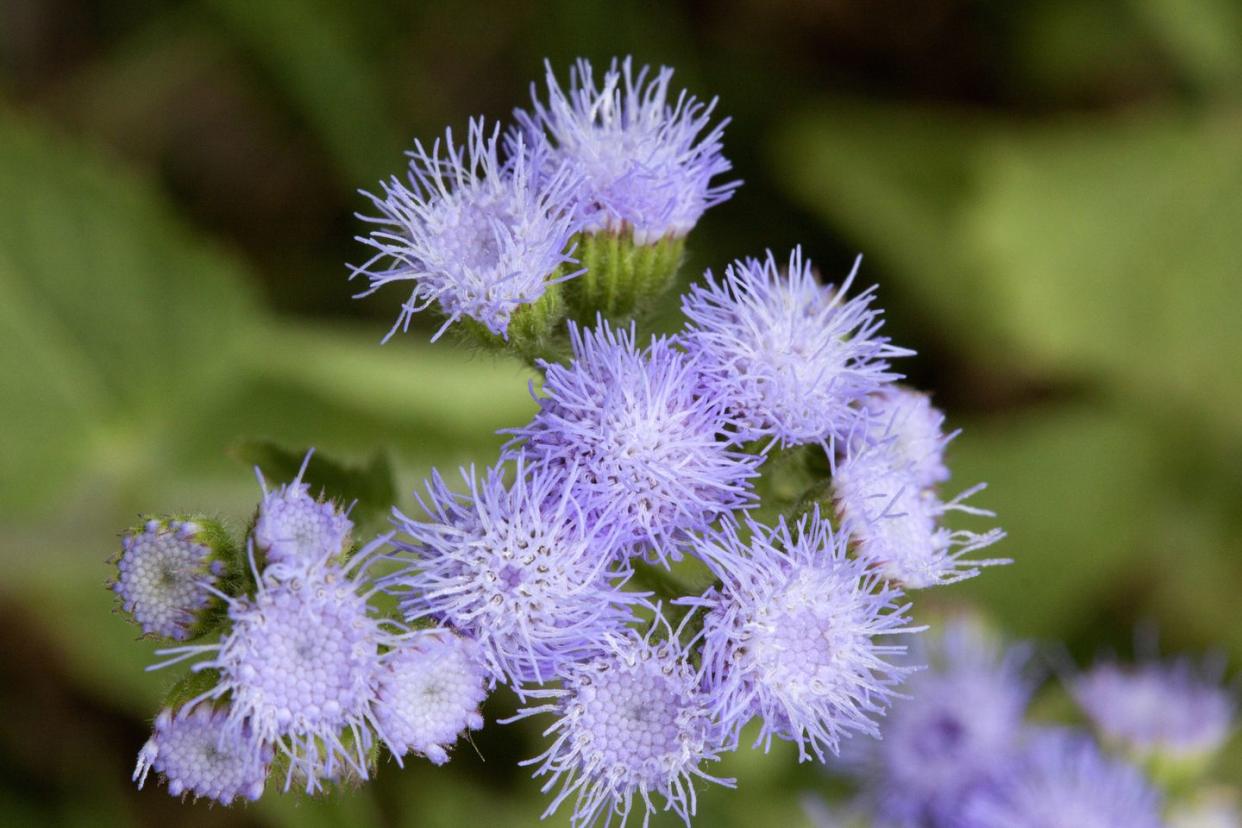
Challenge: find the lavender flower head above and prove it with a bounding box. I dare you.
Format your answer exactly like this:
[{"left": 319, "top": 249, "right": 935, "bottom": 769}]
[
  {"left": 680, "top": 248, "right": 911, "bottom": 447},
  {"left": 1073, "top": 657, "right": 1235, "bottom": 761},
  {"left": 374, "top": 629, "right": 489, "bottom": 765},
  {"left": 134, "top": 704, "right": 271, "bottom": 804},
  {"left": 958, "top": 730, "right": 1164, "bottom": 828},
  {"left": 150, "top": 537, "right": 407, "bottom": 792},
  {"left": 391, "top": 456, "right": 643, "bottom": 685},
  {"left": 509, "top": 319, "right": 759, "bottom": 563},
  {"left": 833, "top": 427, "right": 1006, "bottom": 589},
  {"left": 858, "top": 387, "right": 955, "bottom": 489},
  {"left": 683, "top": 509, "right": 921, "bottom": 762},
  {"left": 352, "top": 118, "right": 580, "bottom": 341},
  {"left": 510, "top": 612, "right": 734, "bottom": 827},
  {"left": 516, "top": 57, "right": 737, "bottom": 244},
  {"left": 113, "top": 518, "right": 226, "bottom": 640},
  {"left": 849, "top": 618, "right": 1032, "bottom": 827},
  {"left": 254, "top": 450, "right": 352, "bottom": 569}
]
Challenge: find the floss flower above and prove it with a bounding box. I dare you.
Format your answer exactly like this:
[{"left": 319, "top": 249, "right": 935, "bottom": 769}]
[
  {"left": 516, "top": 57, "right": 737, "bottom": 244},
  {"left": 1073, "top": 656, "right": 1235, "bottom": 762},
  {"left": 134, "top": 704, "right": 272, "bottom": 805},
  {"left": 374, "top": 629, "right": 489, "bottom": 765},
  {"left": 683, "top": 509, "right": 921, "bottom": 762},
  {"left": 113, "top": 517, "right": 233, "bottom": 640},
  {"left": 253, "top": 450, "right": 353, "bottom": 569},
  {"left": 391, "top": 456, "right": 644, "bottom": 685},
  {"left": 833, "top": 428, "right": 1007, "bottom": 589},
  {"left": 958, "top": 730, "right": 1164, "bottom": 828},
  {"left": 509, "top": 319, "right": 759, "bottom": 563},
  {"left": 857, "top": 387, "right": 954, "bottom": 490},
  {"left": 847, "top": 618, "right": 1032, "bottom": 827},
  {"left": 150, "top": 537, "right": 407, "bottom": 792},
  {"left": 509, "top": 612, "right": 734, "bottom": 827},
  {"left": 680, "top": 248, "right": 911, "bottom": 447},
  {"left": 352, "top": 118, "right": 581, "bottom": 342}
]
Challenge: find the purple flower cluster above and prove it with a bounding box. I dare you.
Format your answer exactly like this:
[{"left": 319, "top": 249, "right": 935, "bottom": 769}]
[
  {"left": 116, "top": 56, "right": 1016, "bottom": 827},
  {"left": 119, "top": 457, "right": 490, "bottom": 802},
  {"left": 817, "top": 619, "right": 1236, "bottom": 828}
]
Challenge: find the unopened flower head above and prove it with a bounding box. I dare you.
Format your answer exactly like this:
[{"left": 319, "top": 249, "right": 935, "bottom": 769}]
[
  {"left": 511, "top": 613, "right": 734, "bottom": 827},
  {"left": 508, "top": 319, "right": 759, "bottom": 562},
  {"left": 134, "top": 704, "right": 272, "bottom": 805},
  {"left": 851, "top": 617, "right": 1032, "bottom": 826},
  {"left": 392, "top": 456, "right": 643, "bottom": 685},
  {"left": 1073, "top": 657, "right": 1235, "bottom": 761},
  {"left": 959, "top": 730, "right": 1164, "bottom": 828},
  {"left": 516, "top": 57, "right": 737, "bottom": 244},
  {"left": 683, "top": 509, "right": 921, "bottom": 762},
  {"left": 833, "top": 433, "right": 1007, "bottom": 589},
  {"left": 352, "top": 118, "right": 581, "bottom": 341},
  {"left": 374, "top": 629, "right": 489, "bottom": 765},
  {"left": 113, "top": 517, "right": 230, "bottom": 640},
  {"left": 680, "top": 248, "right": 911, "bottom": 447},
  {"left": 150, "top": 537, "right": 406, "bottom": 792},
  {"left": 254, "top": 450, "right": 352, "bottom": 570}
]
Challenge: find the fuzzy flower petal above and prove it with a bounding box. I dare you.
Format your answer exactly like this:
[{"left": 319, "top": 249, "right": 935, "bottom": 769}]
[
  {"left": 352, "top": 118, "right": 581, "bottom": 340},
  {"left": 958, "top": 730, "right": 1164, "bottom": 828},
  {"left": 680, "top": 248, "right": 912, "bottom": 447},
  {"left": 391, "top": 456, "right": 644, "bottom": 686},
  {"left": 516, "top": 57, "right": 737, "bottom": 244},
  {"left": 834, "top": 428, "right": 1007, "bottom": 589},
  {"left": 507, "top": 318, "right": 760, "bottom": 563},
  {"left": 134, "top": 704, "right": 272, "bottom": 804},
  {"left": 509, "top": 612, "right": 735, "bottom": 827},
  {"left": 374, "top": 629, "right": 489, "bottom": 765},
  {"left": 682, "top": 509, "right": 922, "bottom": 762}
]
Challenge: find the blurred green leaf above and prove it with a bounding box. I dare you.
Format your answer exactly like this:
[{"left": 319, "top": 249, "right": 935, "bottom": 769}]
[
  {"left": 947, "top": 404, "right": 1161, "bottom": 637},
  {"left": 0, "top": 108, "right": 258, "bottom": 518},
  {"left": 204, "top": 0, "right": 406, "bottom": 185},
  {"left": 232, "top": 439, "right": 397, "bottom": 528},
  {"left": 965, "top": 109, "right": 1242, "bottom": 438},
  {"left": 1130, "top": 0, "right": 1242, "bottom": 90}
]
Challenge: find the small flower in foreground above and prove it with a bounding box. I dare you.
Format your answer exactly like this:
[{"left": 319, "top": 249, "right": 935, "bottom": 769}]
[
  {"left": 151, "top": 538, "right": 406, "bottom": 792},
  {"left": 352, "top": 118, "right": 580, "bottom": 341},
  {"left": 113, "top": 517, "right": 231, "bottom": 640},
  {"left": 833, "top": 434, "right": 1006, "bottom": 589},
  {"left": 958, "top": 730, "right": 1164, "bottom": 828},
  {"left": 391, "top": 456, "right": 643, "bottom": 685},
  {"left": 375, "top": 629, "right": 489, "bottom": 765},
  {"left": 680, "top": 248, "right": 911, "bottom": 447},
  {"left": 516, "top": 57, "right": 737, "bottom": 244},
  {"left": 683, "top": 509, "right": 921, "bottom": 762},
  {"left": 253, "top": 450, "right": 352, "bottom": 570},
  {"left": 848, "top": 618, "right": 1032, "bottom": 827},
  {"left": 1073, "top": 656, "right": 1235, "bottom": 762},
  {"left": 134, "top": 704, "right": 271, "bottom": 804},
  {"left": 510, "top": 612, "right": 734, "bottom": 827},
  {"left": 509, "top": 319, "right": 759, "bottom": 563}
]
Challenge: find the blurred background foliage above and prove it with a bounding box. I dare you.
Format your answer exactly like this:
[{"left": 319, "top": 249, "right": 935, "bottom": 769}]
[{"left": 1, "top": 0, "right": 1240, "bottom": 825}]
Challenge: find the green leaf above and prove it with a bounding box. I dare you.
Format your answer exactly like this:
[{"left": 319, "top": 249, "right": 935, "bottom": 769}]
[
  {"left": 232, "top": 440, "right": 397, "bottom": 528},
  {"left": 965, "top": 108, "right": 1242, "bottom": 439},
  {"left": 0, "top": 109, "right": 259, "bottom": 518},
  {"left": 204, "top": 0, "right": 406, "bottom": 185},
  {"left": 947, "top": 404, "right": 1161, "bottom": 637}
]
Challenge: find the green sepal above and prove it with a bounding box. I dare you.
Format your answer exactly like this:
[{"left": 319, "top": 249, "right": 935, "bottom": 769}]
[
  {"left": 161, "top": 666, "right": 224, "bottom": 713},
  {"left": 457, "top": 277, "right": 570, "bottom": 365},
  {"left": 567, "top": 231, "right": 686, "bottom": 323}
]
